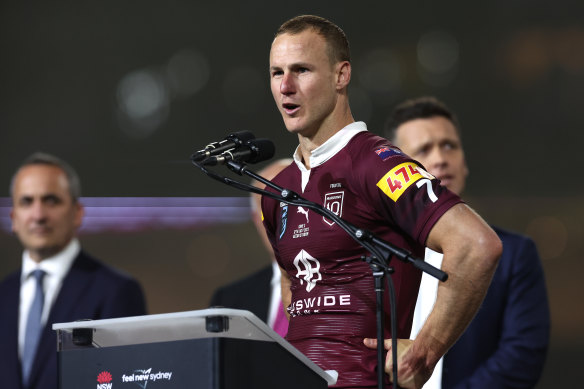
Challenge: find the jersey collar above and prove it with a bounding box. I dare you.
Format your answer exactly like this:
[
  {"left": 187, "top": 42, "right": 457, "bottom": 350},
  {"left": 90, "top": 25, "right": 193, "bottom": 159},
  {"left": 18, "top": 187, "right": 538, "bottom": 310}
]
[{"left": 293, "top": 121, "right": 367, "bottom": 172}]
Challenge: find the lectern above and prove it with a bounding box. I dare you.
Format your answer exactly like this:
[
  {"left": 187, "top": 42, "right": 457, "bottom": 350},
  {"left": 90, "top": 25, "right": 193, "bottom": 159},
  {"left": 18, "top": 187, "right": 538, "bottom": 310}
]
[{"left": 53, "top": 308, "right": 336, "bottom": 389}]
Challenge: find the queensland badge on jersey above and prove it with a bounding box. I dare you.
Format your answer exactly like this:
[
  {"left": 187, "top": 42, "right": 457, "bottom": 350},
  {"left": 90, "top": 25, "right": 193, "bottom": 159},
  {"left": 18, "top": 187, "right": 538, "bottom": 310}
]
[
  {"left": 377, "top": 162, "right": 433, "bottom": 201},
  {"left": 323, "top": 191, "right": 344, "bottom": 226}
]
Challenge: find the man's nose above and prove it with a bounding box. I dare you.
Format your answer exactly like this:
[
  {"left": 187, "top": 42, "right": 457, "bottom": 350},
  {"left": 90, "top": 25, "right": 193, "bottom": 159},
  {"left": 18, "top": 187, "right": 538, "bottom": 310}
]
[
  {"left": 30, "top": 201, "right": 48, "bottom": 221},
  {"left": 280, "top": 72, "right": 295, "bottom": 94},
  {"left": 429, "top": 148, "right": 448, "bottom": 168}
]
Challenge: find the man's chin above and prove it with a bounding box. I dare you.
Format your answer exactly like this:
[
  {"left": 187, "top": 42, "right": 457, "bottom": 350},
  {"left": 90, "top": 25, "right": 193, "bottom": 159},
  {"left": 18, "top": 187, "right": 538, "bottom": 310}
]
[
  {"left": 284, "top": 123, "right": 303, "bottom": 134},
  {"left": 282, "top": 116, "right": 304, "bottom": 132},
  {"left": 26, "top": 243, "right": 63, "bottom": 260}
]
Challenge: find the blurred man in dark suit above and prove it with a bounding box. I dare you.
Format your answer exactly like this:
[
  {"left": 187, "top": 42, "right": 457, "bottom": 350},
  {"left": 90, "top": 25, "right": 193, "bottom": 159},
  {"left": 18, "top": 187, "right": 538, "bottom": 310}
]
[
  {"left": 0, "top": 152, "right": 147, "bottom": 389},
  {"left": 387, "top": 97, "right": 550, "bottom": 388},
  {"left": 210, "top": 159, "right": 292, "bottom": 337}
]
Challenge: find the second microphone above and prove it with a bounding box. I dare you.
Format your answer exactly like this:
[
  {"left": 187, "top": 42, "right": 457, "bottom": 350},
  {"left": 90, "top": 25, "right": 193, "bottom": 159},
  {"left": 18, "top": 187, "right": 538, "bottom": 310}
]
[{"left": 202, "top": 138, "right": 275, "bottom": 166}]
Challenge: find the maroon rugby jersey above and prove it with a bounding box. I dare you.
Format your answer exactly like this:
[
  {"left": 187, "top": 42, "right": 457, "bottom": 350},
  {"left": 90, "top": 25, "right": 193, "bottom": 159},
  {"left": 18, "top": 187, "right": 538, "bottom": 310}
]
[{"left": 262, "top": 122, "right": 462, "bottom": 388}]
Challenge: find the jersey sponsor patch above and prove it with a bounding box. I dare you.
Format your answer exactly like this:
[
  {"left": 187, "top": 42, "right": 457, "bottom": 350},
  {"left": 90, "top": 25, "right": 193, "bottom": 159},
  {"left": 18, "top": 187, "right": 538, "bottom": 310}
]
[
  {"left": 376, "top": 162, "right": 425, "bottom": 201},
  {"left": 374, "top": 146, "right": 402, "bottom": 160}
]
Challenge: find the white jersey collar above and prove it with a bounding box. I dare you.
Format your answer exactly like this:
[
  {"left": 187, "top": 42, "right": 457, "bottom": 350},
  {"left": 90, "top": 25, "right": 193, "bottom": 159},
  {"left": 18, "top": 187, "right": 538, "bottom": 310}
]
[
  {"left": 293, "top": 122, "right": 367, "bottom": 189},
  {"left": 294, "top": 122, "right": 367, "bottom": 171}
]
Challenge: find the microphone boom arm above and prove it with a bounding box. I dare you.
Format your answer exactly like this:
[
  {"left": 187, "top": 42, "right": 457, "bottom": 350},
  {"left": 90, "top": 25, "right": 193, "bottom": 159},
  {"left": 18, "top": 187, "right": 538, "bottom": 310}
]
[
  {"left": 194, "top": 158, "right": 447, "bottom": 281},
  {"left": 192, "top": 156, "right": 448, "bottom": 389}
]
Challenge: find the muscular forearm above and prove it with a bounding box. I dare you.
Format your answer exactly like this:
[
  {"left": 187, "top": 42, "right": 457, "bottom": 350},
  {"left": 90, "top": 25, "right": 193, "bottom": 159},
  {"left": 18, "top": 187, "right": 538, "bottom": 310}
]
[{"left": 406, "top": 205, "right": 503, "bottom": 379}]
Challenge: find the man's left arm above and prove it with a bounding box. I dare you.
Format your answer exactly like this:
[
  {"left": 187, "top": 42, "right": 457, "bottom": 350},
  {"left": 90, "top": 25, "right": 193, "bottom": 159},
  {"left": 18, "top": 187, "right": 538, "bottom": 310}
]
[
  {"left": 366, "top": 203, "right": 502, "bottom": 388},
  {"left": 455, "top": 234, "right": 550, "bottom": 388}
]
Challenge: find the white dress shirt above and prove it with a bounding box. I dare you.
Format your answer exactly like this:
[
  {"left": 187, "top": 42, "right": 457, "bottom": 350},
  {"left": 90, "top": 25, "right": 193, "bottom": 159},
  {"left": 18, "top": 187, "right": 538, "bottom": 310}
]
[
  {"left": 267, "top": 260, "right": 283, "bottom": 328},
  {"left": 410, "top": 247, "right": 444, "bottom": 389},
  {"left": 18, "top": 239, "right": 80, "bottom": 360}
]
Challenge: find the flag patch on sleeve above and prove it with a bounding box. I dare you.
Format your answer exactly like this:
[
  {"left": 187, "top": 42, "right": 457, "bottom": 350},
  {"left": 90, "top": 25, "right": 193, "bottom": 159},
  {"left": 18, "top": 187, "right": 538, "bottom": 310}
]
[{"left": 374, "top": 146, "right": 402, "bottom": 160}]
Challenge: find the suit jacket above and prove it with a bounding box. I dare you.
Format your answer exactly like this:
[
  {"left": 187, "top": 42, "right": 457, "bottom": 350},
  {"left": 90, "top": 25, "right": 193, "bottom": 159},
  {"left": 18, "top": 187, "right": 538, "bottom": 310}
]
[
  {"left": 0, "top": 250, "right": 147, "bottom": 389},
  {"left": 209, "top": 265, "right": 273, "bottom": 322},
  {"left": 442, "top": 227, "right": 550, "bottom": 388}
]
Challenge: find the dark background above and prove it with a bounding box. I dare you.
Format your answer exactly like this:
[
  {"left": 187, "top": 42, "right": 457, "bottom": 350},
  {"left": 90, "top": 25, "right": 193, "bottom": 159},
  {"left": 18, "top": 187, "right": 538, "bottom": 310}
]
[{"left": 1, "top": 1, "right": 583, "bottom": 386}]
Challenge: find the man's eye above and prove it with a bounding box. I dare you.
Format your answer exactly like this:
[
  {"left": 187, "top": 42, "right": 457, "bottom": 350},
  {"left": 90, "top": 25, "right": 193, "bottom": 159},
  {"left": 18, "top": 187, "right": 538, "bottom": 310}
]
[
  {"left": 18, "top": 198, "right": 33, "bottom": 207},
  {"left": 416, "top": 146, "right": 431, "bottom": 156},
  {"left": 442, "top": 142, "right": 458, "bottom": 151},
  {"left": 44, "top": 195, "right": 62, "bottom": 206}
]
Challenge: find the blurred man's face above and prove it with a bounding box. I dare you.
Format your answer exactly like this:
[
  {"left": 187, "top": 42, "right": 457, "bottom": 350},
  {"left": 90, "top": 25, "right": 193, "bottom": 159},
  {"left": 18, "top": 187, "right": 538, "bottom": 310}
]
[
  {"left": 394, "top": 116, "right": 468, "bottom": 195},
  {"left": 11, "top": 165, "right": 83, "bottom": 262},
  {"left": 269, "top": 29, "right": 340, "bottom": 139}
]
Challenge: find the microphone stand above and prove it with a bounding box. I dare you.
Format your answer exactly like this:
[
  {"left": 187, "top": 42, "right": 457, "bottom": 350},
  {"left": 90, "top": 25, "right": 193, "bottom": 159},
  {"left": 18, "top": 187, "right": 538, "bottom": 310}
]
[{"left": 193, "top": 158, "right": 448, "bottom": 389}]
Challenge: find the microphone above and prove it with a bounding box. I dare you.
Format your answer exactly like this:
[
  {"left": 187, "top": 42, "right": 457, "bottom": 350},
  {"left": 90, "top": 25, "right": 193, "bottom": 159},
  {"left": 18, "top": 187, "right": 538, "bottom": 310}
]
[
  {"left": 203, "top": 138, "right": 275, "bottom": 166},
  {"left": 191, "top": 131, "right": 256, "bottom": 162}
]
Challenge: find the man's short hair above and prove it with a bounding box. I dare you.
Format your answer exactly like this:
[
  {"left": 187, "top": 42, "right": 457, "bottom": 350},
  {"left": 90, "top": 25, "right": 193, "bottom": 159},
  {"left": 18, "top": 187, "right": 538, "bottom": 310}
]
[
  {"left": 10, "top": 152, "right": 82, "bottom": 202},
  {"left": 385, "top": 96, "right": 461, "bottom": 143},
  {"left": 275, "top": 15, "right": 351, "bottom": 64}
]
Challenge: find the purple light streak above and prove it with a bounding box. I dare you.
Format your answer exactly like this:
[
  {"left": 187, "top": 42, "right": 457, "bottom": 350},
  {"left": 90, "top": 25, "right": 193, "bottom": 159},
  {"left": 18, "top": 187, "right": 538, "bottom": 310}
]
[{"left": 0, "top": 197, "right": 251, "bottom": 234}]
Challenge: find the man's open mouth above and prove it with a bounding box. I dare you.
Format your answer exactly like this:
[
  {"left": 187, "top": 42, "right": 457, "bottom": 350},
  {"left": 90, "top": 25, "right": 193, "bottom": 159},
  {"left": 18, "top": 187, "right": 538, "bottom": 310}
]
[{"left": 283, "top": 103, "right": 300, "bottom": 114}]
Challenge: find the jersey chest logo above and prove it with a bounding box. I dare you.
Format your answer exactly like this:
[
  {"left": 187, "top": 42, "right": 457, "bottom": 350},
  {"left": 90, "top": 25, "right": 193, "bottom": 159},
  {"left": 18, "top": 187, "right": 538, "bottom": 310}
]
[
  {"left": 323, "top": 191, "right": 344, "bottom": 226},
  {"left": 293, "top": 249, "right": 322, "bottom": 292}
]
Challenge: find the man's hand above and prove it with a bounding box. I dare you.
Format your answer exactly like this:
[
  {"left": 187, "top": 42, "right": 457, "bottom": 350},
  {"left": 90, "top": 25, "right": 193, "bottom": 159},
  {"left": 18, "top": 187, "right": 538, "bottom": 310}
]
[{"left": 363, "top": 338, "right": 433, "bottom": 389}]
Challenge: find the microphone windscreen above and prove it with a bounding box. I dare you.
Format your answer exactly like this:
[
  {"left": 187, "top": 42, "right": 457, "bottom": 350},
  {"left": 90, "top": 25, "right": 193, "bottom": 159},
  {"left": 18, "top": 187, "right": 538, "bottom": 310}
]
[
  {"left": 247, "top": 138, "right": 275, "bottom": 164},
  {"left": 227, "top": 130, "right": 256, "bottom": 143}
]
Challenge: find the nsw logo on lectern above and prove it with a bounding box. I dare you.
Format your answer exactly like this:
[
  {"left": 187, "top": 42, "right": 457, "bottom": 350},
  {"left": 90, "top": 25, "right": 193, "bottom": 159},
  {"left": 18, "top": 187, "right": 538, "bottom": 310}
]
[{"left": 97, "top": 371, "right": 113, "bottom": 389}]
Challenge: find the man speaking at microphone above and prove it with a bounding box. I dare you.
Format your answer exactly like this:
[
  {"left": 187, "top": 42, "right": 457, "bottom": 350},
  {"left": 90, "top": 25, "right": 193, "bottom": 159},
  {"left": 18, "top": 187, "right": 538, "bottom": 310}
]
[{"left": 260, "top": 15, "right": 502, "bottom": 388}]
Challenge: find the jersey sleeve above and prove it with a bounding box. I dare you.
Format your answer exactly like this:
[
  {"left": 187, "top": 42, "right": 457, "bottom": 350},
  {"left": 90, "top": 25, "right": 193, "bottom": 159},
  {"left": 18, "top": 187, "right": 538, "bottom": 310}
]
[
  {"left": 261, "top": 191, "right": 279, "bottom": 259},
  {"left": 353, "top": 137, "right": 463, "bottom": 246}
]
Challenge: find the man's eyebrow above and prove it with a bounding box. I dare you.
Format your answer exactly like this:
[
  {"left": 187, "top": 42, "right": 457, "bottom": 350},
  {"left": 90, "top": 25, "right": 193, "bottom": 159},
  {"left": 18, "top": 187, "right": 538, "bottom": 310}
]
[
  {"left": 413, "top": 140, "right": 432, "bottom": 152},
  {"left": 41, "top": 193, "right": 61, "bottom": 200}
]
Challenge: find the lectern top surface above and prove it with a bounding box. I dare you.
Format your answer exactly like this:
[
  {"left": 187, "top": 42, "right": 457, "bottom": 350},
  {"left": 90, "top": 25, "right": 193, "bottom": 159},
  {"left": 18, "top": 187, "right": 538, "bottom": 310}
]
[{"left": 53, "top": 308, "right": 337, "bottom": 386}]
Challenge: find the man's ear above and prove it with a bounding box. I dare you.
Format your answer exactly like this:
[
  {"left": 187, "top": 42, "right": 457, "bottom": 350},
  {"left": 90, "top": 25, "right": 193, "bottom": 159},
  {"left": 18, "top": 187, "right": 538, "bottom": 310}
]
[
  {"left": 336, "top": 61, "right": 351, "bottom": 90},
  {"left": 74, "top": 202, "right": 85, "bottom": 230},
  {"left": 10, "top": 208, "right": 15, "bottom": 233}
]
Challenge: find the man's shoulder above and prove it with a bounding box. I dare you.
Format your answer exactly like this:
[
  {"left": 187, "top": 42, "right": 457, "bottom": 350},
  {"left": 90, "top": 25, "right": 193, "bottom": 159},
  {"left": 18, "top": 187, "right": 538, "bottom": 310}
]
[
  {"left": 71, "top": 251, "right": 140, "bottom": 285},
  {"left": 269, "top": 161, "right": 297, "bottom": 186},
  {"left": 215, "top": 265, "right": 272, "bottom": 294},
  {"left": 491, "top": 225, "right": 541, "bottom": 273},
  {"left": 347, "top": 130, "right": 391, "bottom": 149},
  {"left": 345, "top": 131, "right": 410, "bottom": 167},
  {"left": 492, "top": 225, "right": 535, "bottom": 250},
  {"left": 0, "top": 270, "right": 20, "bottom": 296}
]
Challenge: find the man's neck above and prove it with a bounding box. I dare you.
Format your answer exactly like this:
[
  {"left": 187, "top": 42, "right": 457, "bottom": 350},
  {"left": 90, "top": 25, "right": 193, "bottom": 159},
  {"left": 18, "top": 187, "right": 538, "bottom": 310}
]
[{"left": 297, "top": 111, "right": 354, "bottom": 169}]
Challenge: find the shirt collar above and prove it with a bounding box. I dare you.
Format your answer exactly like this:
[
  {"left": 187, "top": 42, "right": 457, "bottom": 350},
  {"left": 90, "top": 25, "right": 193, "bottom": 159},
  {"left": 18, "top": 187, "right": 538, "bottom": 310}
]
[
  {"left": 293, "top": 121, "right": 367, "bottom": 171},
  {"left": 21, "top": 239, "right": 80, "bottom": 282}
]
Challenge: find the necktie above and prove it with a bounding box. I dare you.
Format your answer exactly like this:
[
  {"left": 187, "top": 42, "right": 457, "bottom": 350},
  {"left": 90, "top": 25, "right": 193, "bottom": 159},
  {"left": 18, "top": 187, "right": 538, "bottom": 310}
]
[
  {"left": 22, "top": 269, "right": 46, "bottom": 387},
  {"left": 272, "top": 300, "right": 289, "bottom": 338}
]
